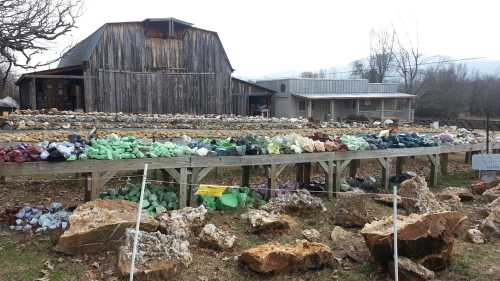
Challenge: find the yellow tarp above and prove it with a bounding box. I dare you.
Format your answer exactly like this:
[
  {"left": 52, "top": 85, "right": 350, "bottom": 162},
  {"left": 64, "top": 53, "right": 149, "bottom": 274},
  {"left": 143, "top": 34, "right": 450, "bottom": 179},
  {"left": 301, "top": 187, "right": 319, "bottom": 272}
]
[{"left": 195, "top": 185, "right": 227, "bottom": 197}]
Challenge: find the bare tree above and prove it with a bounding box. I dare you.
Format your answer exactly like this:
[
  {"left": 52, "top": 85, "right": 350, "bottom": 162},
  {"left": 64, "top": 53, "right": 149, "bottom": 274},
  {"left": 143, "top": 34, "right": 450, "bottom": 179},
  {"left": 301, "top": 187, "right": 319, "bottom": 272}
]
[
  {"left": 0, "top": 0, "right": 83, "bottom": 90},
  {"left": 367, "top": 29, "right": 395, "bottom": 83},
  {"left": 393, "top": 29, "right": 424, "bottom": 94},
  {"left": 350, "top": 30, "right": 395, "bottom": 83}
]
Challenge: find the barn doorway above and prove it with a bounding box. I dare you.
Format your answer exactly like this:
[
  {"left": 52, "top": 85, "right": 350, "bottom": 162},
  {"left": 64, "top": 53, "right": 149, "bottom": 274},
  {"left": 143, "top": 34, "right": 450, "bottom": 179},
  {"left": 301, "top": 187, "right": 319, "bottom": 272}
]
[{"left": 249, "top": 96, "right": 270, "bottom": 117}]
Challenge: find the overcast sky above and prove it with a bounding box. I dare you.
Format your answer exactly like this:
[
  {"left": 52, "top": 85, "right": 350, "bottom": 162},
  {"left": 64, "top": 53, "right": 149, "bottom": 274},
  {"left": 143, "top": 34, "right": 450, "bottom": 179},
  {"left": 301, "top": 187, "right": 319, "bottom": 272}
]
[{"left": 47, "top": 0, "right": 500, "bottom": 78}]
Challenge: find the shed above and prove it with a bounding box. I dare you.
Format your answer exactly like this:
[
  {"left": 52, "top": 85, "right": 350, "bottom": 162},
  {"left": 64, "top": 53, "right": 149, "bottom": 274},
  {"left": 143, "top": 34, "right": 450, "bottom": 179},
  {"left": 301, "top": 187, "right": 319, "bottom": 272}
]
[
  {"left": 231, "top": 78, "right": 275, "bottom": 116},
  {"left": 16, "top": 18, "right": 235, "bottom": 114}
]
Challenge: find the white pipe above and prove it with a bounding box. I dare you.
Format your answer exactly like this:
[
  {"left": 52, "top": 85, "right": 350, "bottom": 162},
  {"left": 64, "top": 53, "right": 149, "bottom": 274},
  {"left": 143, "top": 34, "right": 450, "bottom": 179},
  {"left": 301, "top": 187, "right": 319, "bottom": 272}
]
[
  {"left": 129, "top": 163, "right": 149, "bottom": 281},
  {"left": 393, "top": 184, "right": 399, "bottom": 281}
]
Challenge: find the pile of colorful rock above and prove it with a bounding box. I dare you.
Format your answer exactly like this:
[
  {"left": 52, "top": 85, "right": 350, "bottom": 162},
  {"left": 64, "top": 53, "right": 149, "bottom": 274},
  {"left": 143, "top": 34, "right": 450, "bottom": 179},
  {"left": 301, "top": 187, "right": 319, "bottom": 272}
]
[
  {"left": 7, "top": 202, "right": 72, "bottom": 232},
  {"left": 0, "top": 129, "right": 494, "bottom": 163},
  {"left": 0, "top": 134, "right": 85, "bottom": 162}
]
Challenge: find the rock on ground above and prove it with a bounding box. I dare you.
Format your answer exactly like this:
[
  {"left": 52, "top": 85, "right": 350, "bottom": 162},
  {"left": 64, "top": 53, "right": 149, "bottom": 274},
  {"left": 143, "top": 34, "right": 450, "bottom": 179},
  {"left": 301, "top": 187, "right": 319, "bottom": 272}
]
[
  {"left": 399, "top": 176, "right": 447, "bottom": 214},
  {"left": 361, "top": 211, "right": 466, "bottom": 271},
  {"left": 373, "top": 194, "right": 402, "bottom": 206},
  {"left": 330, "top": 226, "right": 352, "bottom": 243},
  {"left": 261, "top": 189, "right": 326, "bottom": 214},
  {"left": 334, "top": 192, "right": 392, "bottom": 227},
  {"left": 240, "top": 209, "right": 291, "bottom": 234},
  {"left": 302, "top": 229, "right": 320, "bottom": 242},
  {"left": 54, "top": 200, "right": 159, "bottom": 255},
  {"left": 240, "top": 241, "right": 334, "bottom": 274},
  {"left": 436, "top": 193, "right": 461, "bottom": 211},
  {"left": 488, "top": 197, "right": 500, "bottom": 211},
  {"left": 118, "top": 229, "right": 191, "bottom": 280},
  {"left": 158, "top": 206, "right": 207, "bottom": 239},
  {"left": 389, "top": 257, "right": 435, "bottom": 281},
  {"left": 198, "top": 224, "right": 236, "bottom": 251},
  {"left": 442, "top": 187, "right": 474, "bottom": 202},
  {"left": 482, "top": 185, "right": 500, "bottom": 203},
  {"left": 480, "top": 204, "right": 500, "bottom": 241},
  {"left": 470, "top": 180, "right": 500, "bottom": 195},
  {"left": 466, "top": 228, "right": 485, "bottom": 244}
]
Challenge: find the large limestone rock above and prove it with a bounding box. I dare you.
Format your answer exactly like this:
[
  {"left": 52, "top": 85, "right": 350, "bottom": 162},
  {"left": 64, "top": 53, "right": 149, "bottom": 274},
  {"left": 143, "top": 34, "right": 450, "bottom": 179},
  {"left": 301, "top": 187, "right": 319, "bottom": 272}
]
[
  {"left": 54, "top": 200, "right": 159, "bottom": 255},
  {"left": 389, "top": 257, "right": 435, "bottom": 281},
  {"left": 261, "top": 189, "right": 326, "bottom": 214},
  {"left": 399, "top": 176, "right": 447, "bottom": 214},
  {"left": 240, "top": 241, "right": 334, "bottom": 274},
  {"left": 240, "top": 209, "right": 291, "bottom": 234},
  {"left": 361, "top": 211, "right": 466, "bottom": 271},
  {"left": 198, "top": 224, "right": 236, "bottom": 251},
  {"left": 334, "top": 192, "right": 392, "bottom": 227},
  {"left": 158, "top": 206, "right": 207, "bottom": 239},
  {"left": 482, "top": 185, "right": 500, "bottom": 203},
  {"left": 480, "top": 205, "right": 500, "bottom": 241},
  {"left": 118, "top": 229, "right": 191, "bottom": 280}
]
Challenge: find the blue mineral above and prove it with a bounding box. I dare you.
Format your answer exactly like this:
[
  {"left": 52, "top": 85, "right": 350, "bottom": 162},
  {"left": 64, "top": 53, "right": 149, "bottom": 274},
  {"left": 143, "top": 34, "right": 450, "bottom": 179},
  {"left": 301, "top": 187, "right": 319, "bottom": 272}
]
[
  {"left": 15, "top": 219, "right": 22, "bottom": 225},
  {"left": 49, "top": 202, "right": 63, "bottom": 213},
  {"left": 15, "top": 225, "right": 23, "bottom": 231},
  {"left": 23, "top": 224, "right": 32, "bottom": 232},
  {"left": 61, "top": 222, "right": 68, "bottom": 229},
  {"left": 30, "top": 218, "right": 38, "bottom": 225}
]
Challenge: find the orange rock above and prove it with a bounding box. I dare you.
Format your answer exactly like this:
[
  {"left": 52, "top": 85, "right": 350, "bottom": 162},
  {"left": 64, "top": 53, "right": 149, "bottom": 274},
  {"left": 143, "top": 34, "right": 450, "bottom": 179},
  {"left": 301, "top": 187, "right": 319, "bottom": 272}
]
[{"left": 240, "top": 241, "right": 334, "bottom": 274}]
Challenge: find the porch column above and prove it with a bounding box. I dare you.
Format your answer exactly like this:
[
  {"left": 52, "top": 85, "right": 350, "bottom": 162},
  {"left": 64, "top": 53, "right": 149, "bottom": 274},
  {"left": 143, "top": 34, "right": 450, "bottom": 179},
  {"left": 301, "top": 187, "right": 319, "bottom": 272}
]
[
  {"left": 75, "top": 85, "right": 82, "bottom": 110},
  {"left": 29, "top": 78, "right": 36, "bottom": 110},
  {"left": 408, "top": 99, "right": 412, "bottom": 121},
  {"left": 381, "top": 99, "right": 385, "bottom": 120},
  {"left": 356, "top": 99, "right": 360, "bottom": 114},
  {"left": 330, "top": 99, "right": 335, "bottom": 120},
  {"left": 307, "top": 99, "right": 312, "bottom": 119}
]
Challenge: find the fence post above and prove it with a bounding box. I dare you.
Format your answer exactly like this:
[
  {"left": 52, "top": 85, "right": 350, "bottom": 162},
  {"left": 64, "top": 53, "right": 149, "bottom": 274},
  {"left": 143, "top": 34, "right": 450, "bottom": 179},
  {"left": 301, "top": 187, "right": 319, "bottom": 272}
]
[
  {"left": 393, "top": 184, "right": 399, "bottom": 281},
  {"left": 129, "top": 163, "right": 149, "bottom": 281}
]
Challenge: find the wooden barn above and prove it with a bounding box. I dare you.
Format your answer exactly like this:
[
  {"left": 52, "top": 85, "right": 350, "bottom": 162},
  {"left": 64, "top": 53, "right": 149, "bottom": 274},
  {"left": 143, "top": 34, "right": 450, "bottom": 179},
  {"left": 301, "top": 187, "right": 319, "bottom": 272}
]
[{"left": 16, "top": 18, "right": 271, "bottom": 115}]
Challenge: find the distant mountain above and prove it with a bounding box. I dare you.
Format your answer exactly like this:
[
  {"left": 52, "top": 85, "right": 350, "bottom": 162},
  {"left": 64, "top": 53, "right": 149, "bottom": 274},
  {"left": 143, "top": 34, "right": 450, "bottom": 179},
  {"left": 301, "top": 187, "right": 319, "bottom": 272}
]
[{"left": 247, "top": 57, "right": 500, "bottom": 81}]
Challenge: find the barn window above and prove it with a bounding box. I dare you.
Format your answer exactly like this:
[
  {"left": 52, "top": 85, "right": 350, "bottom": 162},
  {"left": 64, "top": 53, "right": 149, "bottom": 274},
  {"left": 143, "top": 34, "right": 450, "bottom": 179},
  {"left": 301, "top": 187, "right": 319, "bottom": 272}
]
[
  {"left": 298, "top": 101, "right": 306, "bottom": 110},
  {"left": 143, "top": 18, "right": 192, "bottom": 39}
]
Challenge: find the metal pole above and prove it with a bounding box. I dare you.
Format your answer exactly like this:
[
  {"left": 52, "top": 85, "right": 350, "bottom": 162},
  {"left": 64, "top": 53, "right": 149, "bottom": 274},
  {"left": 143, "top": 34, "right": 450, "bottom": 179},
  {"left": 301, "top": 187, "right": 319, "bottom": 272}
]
[
  {"left": 486, "top": 111, "right": 490, "bottom": 154},
  {"left": 393, "top": 184, "right": 399, "bottom": 281},
  {"left": 129, "top": 163, "right": 149, "bottom": 281}
]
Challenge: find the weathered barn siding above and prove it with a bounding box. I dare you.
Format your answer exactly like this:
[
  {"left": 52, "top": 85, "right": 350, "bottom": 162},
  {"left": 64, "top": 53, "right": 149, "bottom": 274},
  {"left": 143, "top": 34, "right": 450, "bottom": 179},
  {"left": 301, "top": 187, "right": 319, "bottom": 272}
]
[{"left": 83, "top": 23, "right": 232, "bottom": 114}]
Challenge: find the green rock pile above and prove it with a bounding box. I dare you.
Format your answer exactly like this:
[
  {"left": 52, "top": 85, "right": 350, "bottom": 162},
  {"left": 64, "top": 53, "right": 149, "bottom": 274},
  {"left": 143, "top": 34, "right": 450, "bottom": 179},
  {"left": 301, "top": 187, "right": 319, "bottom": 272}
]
[
  {"left": 100, "top": 182, "right": 178, "bottom": 215},
  {"left": 199, "top": 187, "right": 266, "bottom": 211}
]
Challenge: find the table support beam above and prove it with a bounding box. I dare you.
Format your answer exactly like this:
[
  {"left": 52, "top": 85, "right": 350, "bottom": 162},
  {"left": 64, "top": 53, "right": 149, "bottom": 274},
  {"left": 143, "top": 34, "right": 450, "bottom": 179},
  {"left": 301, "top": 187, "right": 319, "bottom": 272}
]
[
  {"left": 440, "top": 153, "right": 449, "bottom": 175},
  {"left": 241, "top": 166, "right": 250, "bottom": 187},
  {"left": 396, "top": 157, "right": 406, "bottom": 176},
  {"left": 85, "top": 170, "right": 117, "bottom": 201},
  {"left": 334, "top": 159, "right": 352, "bottom": 194},
  {"left": 377, "top": 157, "right": 391, "bottom": 190},
  {"left": 427, "top": 154, "right": 440, "bottom": 187},
  {"left": 349, "top": 159, "right": 360, "bottom": 178}
]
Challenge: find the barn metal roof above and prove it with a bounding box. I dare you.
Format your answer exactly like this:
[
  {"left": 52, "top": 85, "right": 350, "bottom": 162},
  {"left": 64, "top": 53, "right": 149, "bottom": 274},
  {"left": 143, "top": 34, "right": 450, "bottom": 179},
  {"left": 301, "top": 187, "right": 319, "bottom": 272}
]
[{"left": 292, "top": 93, "right": 417, "bottom": 99}]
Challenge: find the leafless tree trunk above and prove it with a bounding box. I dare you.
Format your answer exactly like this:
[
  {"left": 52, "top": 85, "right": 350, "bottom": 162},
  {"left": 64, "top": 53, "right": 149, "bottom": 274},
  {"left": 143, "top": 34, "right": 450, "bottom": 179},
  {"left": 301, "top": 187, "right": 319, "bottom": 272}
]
[
  {"left": 368, "top": 29, "right": 395, "bottom": 83},
  {"left": 393, "top": 29, "right": 424, "bottom": 94},
  {"left": 0, "top": 0, "right": 83, "bottom": 89}
]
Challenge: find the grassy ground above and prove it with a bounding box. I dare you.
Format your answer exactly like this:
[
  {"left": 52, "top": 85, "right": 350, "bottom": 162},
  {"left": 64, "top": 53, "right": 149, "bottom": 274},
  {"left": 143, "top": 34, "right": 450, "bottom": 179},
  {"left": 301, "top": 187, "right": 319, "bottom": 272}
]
[{"left": 1, "top": 154, "right": 499, "bottom": 280}]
